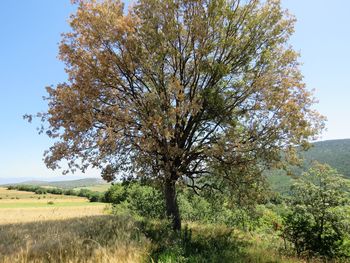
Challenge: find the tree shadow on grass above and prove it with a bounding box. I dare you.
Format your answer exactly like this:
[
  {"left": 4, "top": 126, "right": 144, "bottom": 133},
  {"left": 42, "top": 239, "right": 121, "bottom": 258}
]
[{"left": 140, "top": 221, "right": 250, "bottom": 263}]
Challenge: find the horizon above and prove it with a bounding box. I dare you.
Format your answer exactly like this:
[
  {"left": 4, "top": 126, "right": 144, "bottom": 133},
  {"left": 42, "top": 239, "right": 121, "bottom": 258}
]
[{"left": 0, "top": 0, "right": 349, "bottom": 179}]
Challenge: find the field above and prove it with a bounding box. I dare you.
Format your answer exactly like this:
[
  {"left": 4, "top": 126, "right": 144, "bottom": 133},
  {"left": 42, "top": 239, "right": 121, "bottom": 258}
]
[
  {"left": 0, "top": 186, "right": 107, "bottom": 226},
  {"left": 0, "top": 187, "right": 150, "bottom": 263},
  {"left": 0, "top": 187, "right": 107, "bottom": 224}
]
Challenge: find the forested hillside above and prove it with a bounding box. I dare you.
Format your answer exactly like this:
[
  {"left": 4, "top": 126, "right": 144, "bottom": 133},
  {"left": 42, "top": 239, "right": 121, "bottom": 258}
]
[
  {"left": 301, "top": 139, "right": 350, "bottom": 177},
  {"left": 268, "top": 139, "right": 350, "bottom": 193}
]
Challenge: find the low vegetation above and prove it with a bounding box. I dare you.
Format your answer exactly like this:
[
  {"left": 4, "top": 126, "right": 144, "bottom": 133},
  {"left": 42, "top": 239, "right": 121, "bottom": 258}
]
[
  {"left": 102, "top": 163, "right": 350, "bottom": 261},
  {"left": 4, "top": 178, "right": 109, "bottom": 189},
  {"left": 0, "top": 211, "right": 301, "bottom": 263}
]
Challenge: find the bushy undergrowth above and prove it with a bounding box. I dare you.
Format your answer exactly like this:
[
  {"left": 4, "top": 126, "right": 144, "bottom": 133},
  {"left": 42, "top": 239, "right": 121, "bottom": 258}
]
[
  {"left": 105, "top": 182, "right": 261, "bottom": 227},
  {"left": 105, "top": 177, "right": 350, "bottom": 262}
]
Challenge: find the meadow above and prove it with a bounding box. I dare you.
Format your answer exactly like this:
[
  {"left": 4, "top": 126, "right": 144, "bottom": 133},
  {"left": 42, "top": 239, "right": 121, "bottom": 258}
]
[
  {"left": 0, "top": 186, "right": 148, "bottom": 262},
  {"left": 0, "top": 187, "right": 106, "bottom": 224}
]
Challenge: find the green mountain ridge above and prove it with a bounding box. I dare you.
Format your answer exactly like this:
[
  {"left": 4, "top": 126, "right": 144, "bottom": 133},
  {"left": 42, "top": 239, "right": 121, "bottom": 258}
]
[
  {"left": 301, "top": 139, "right": 350, "bottom": 177},
  {"left": 268, "top": 138, "right": 350, "bottom": 194}
]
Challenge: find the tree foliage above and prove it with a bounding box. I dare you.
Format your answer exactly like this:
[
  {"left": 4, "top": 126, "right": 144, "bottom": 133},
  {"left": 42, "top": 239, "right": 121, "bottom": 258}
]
[
  {"left": 283, "top": 163, "right": 350, "bottom": 258},
  {"left": 30, "top": 0, "right": 323, "bottom": 229}
]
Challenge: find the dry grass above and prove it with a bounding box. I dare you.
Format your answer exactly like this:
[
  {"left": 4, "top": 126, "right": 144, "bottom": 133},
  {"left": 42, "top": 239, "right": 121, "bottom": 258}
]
[
  {"left": 0, "top": 187, "right": 107, "bottom": 225},
  {"left": 0, "top": 215, "right": 150, "bottom": 263},
  {"left": 0, "top": 187, "right": 149, "bottom": 262},
  {"left": 0, "top": 206, "right": 106, "bottom": 225}
]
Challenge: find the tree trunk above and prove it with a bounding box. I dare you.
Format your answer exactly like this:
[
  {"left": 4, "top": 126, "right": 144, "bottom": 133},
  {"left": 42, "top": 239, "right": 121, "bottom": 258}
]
[{"left": 164, "top": 178, "right": 181, "bottom": 231}]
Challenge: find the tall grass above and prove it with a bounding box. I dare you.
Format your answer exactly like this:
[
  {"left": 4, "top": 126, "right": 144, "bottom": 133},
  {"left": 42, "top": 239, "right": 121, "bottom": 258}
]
[
  {"left": 0, "top": 215, "right": 150, "bottom": 263},
  {"left": 1, "top": 211, "right": 338, "bottom": 262}
]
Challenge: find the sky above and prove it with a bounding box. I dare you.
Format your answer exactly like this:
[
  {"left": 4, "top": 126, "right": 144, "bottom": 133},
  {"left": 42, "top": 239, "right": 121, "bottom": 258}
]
[{"left": 0, "top": 0, "right": 349, "bottom": 180}]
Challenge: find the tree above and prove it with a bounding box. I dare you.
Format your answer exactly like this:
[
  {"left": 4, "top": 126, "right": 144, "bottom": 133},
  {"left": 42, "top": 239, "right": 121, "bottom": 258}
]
[
  {"left": 30, "top": 0, "right": 323, "bottom": 230},
  {"left": 283, "top": 163, "right": 350, "bottom": 258}
]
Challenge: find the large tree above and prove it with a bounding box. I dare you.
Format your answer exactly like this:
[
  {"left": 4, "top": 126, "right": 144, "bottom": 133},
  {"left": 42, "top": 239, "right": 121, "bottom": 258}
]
[{"left": 33, "top": 0, "right": 323, "bottom": 230}]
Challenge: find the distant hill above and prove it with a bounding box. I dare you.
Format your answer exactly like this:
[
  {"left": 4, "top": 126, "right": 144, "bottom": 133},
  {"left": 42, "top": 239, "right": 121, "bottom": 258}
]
[
  {"left": 3, "top": 178, "right": 109, "bottom": 189},
  {"left": 300, "top": 139, "right": 350, "bottom": 177},
  {"left": 268, "top": 139, "right": 350, "bottom": 194}
]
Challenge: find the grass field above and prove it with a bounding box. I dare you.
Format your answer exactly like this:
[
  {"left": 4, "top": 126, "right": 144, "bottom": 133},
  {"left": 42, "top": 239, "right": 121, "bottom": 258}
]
[
  {"left": 0, "top": 187, "right": 107, "bottom": 225},
  {"left": 0, "top": 187, "right": 131, "bottom": 263}
]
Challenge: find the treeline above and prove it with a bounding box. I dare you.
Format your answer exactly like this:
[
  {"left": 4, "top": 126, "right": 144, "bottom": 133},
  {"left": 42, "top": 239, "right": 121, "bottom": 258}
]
[{"left": 7, "top": 185, "right": 104, "bottom": 202}]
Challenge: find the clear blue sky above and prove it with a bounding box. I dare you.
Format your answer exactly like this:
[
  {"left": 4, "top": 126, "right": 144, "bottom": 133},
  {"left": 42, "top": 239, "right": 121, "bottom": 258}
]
[{"left": 0, "top": 0, "right": 349, "bottom": 180}]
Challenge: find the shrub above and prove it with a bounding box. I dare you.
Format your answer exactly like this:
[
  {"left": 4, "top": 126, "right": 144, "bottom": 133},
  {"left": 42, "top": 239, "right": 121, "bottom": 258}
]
[
  {"left": 63, "top": 189, "right": 76, "bottom": 196},
  {"left": 126, "top": 183, "right": 165, "bottom": 219},
  {"left": 178, "top": 191, "right": 212, "bottom": 222},
  {"left": 35, "top": 188, "right": 47, "bottom": 195},
  {"left": 78, "top": 189, "right": 93, "bottom": 198},
  {"left": 88, "top": 192, "right": 104, "bottom": 202},
  {"left": 283, "top": 163, "right": 350, "bottom": 258},
  {"left": 104, "top": 184, "right": 127, "bottom": 204}
]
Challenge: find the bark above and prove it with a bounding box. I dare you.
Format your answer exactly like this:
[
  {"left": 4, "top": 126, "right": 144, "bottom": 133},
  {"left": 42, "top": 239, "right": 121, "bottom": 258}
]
[{"left": 164, "top": 178, "right": 181, "bottom": 231}]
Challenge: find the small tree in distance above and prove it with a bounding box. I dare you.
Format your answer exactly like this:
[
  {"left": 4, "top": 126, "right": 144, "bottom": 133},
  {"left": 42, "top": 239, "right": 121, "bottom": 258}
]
[{"left": 28, "top": 0, "right": 324, "bottom": 230}]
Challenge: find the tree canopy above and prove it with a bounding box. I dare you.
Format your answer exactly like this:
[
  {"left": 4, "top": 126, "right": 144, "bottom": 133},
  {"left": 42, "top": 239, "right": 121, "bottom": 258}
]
[
  {"left": 31, "top": 0, "right": 324, "bottom": 230},
  {"left": 284, "top": 163, "right": 350, "bottom": 257}
]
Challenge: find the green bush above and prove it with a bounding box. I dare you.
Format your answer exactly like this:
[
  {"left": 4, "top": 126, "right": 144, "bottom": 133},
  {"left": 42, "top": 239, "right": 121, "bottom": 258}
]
[
  {"left": 283, "top": 163, "right": 350, "bottom": 258},
  {"left": 88, "top": 192, "right": 104, "bottom": 202},
  {"left": 178, "top": 190, "right": 213, "bottom": 223},
  {"left": 126, "top": 183, "right": 165, "bottom": 219},
  {"left": 63, "top": 189, "right": 76, "bottom": 196},
  {"left": 104, "top": 184, "right": 127, "bottom": 204}
]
